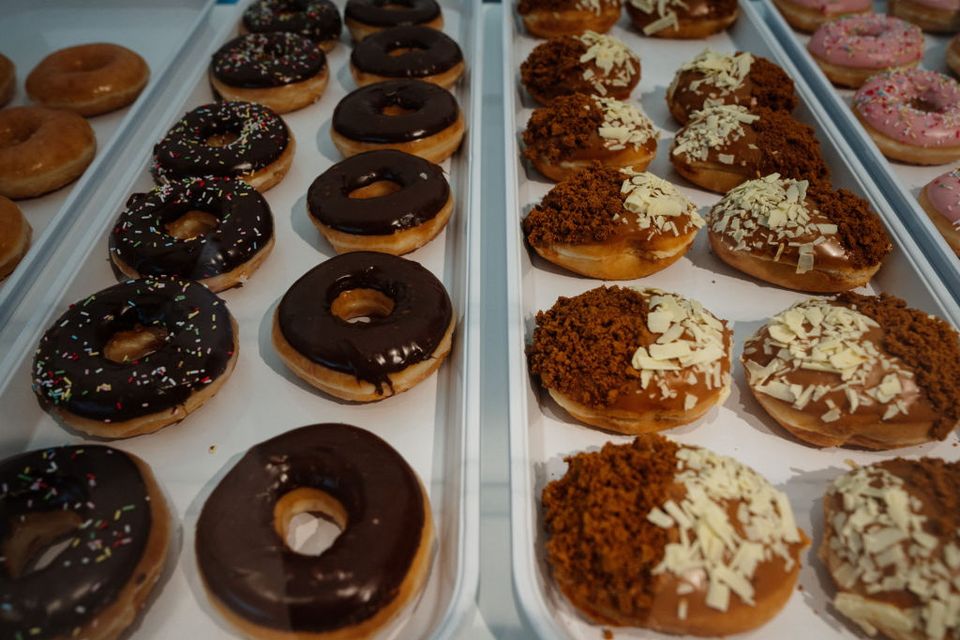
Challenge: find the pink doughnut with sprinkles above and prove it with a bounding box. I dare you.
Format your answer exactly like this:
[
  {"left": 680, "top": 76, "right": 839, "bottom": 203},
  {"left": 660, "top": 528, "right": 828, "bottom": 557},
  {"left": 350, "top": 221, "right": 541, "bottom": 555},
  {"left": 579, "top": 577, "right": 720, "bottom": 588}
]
[
  {"left": 807, "top": 15, "right": 923, "bottom": 88},
  {"left": 772, "top": 0, "right": 872, "bottom": 33},
  {"left": 919, "top": 168, "right": 960, "bottom": 254}
]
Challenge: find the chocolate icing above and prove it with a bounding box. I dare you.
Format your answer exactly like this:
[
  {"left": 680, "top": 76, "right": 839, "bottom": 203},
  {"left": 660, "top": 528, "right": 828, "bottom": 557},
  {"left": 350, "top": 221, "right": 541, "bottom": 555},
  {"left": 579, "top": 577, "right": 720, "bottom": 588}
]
[
  {"left": 333, "top": 79, "right": 459, "bottom": 143},
  {"left": 242, "top": 0, "right": 343, "bottom": 44},
  {"left": 32, "top": 278, "right": 236, "bottom": 423},
  {"left": 351, "top": 26, "right": 462, "bottom": 79},
  {"left": 277, "top": 252, "right": 452, "bottom": 392},
  {"left": 0, "top": 446, "right": 152, "bottom": 639},
  {"left": 211, "top": 32, "right": 326, "bottom": 88},
  {"left": 307, "top": 150, "right": 449, "bottom": 235},
  {"left": 195, "top": 423, "right": 427, "bottom": 633},
  {"left": 345, "top": 0, "right": 440, "bottom": 27}
]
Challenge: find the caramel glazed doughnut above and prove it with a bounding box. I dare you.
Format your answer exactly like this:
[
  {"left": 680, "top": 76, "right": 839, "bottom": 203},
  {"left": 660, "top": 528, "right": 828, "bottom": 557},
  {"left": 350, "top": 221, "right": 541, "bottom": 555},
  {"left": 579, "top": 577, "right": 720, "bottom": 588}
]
[
  {"left": 626, "top": 0, "right": 740, "bottom": 38},
  {"left": 350, "top": 26, "right": 465, "bottom": 89},
  {"left": 542, "top": 435, "right": 809, "bottom": 635},
  {"left": 0, "top": 52, "right": 14, "bottom": 108},
  {"left": 0, "top": 445, "right": 172, "bottom": 640},
  {"left": 344, "top": 0, "right": 443, "bottom": 42},
  {"left": 32, "top": 277, "right": 239, "bottom": 438},
  {"left": 273, "top": 251, "right": 455, "bottom": 402},
  {"left": 0, "top": 196, "right": 31, "bottom": 281},
  {"left": 197, "top": 424, "right": 433, "bottom": 640},
  {"left": 742, "top": 293, "right": 960, "bottom": 450},
  {"left": 528, "top": 286, "right": 732, "bottom": 434},
  {"left": 516, "top": 0, "right": 623, "bottom": 38},
  {"left": 241, "top": 0, "right": 343, "bottom": 52}
]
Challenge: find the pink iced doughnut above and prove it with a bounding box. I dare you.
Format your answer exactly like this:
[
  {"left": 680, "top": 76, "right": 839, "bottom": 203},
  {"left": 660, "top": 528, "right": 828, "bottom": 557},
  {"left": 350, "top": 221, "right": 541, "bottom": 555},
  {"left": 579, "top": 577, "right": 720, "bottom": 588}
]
[
  {"left": 808, "top": 15, "right": 923, "bottom": 88},
  {"left": 919, "top": 168, "right": 960, "bottom": 254}
]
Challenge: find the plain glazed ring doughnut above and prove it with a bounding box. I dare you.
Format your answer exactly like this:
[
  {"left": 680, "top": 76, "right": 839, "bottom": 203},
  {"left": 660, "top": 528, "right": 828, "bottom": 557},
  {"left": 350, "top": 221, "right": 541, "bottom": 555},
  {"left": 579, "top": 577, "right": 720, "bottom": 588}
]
[
  {"left": 350, "top": 26, "right": 464, "bottom": 89},
  {"left": 26, "top": 43, "right": 149, "bottom": 117},
  {"left": 0, "top": 106, "right": 96, "bottom": 200},
  {"left": 0, "top": 53, "right": 14, "bottom": 107},
  {"left": 196, "top": 423, "right": 433, "bottom": 640},
  {"left": 241, "top": 0, "right": 343, "bottom": 51},
  {"left": 307, "top": 149, "right": 452, "bottom": 254},
  {"left": 772, "top": 0, "right": 871, "bottom": 32},
  {"left": 742, "top": 292, "right": 960, "bottom": 449},
  {"left": 542, "top": 434, "right": 808, "bottom": 633},
  {"left": 331, "top": 79, "right": 464, "bottom": 163},
  {"left": 344, "top": 0, "right": 443, "bottom": 42},
  {"left": 0, "top": 196, "right": 30, "bottom": 281},
  {"left": 109, "top": 178, "right": 275, "bottom": 291},
  {"left": 919, "top": 168, "right": 960, "bottom": 254},
  {"left": 32, "top": 277, "right": 239, "bottom": 438},
  {"left": 889, "top": 0, "right": 960, "bottom": 32},
  {"left": 626, "top": 0, "right": 739, "bottom": 38},
  {"left": 517, "top": 0, "right": 622, "bottom": 38},
  {"left": 0, "top": 445, "right": 172, "bottom": 640},
  {"left": 528, "top": 286, "right": 732, "bottom": 434}
]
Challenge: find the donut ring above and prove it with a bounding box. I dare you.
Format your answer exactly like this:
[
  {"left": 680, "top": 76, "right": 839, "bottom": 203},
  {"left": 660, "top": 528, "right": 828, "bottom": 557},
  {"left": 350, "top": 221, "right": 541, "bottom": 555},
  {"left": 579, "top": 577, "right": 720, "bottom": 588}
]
[
  {"left": 350, "top": 26, "right": 465, "bottom": 89},
  {"left": 919, "top": 168, "right": 960, "bottom": 255},
  {"left": 240, "top": 0, "right": 343, "bottom": 52},
  {"left": 888, "top": 0, "right": 960, "bottom": 32},
  {"left": 0, "top": 53, "right": 14, "bottom": 108},
  {"left": 626, "top": 0, "right": 739, "bottom": 38},
  {"left": 517, "top": 0, "right": 622, "bottom": 38},
  {"left": 0, "top": 196, "right": 30, "bottom": 281},
  {"left": 771, "top": 0, "right": 872, "bottom": 32},
  {"left": 344, "top": 0, "right": 443, "bottom": 42},
  {"left": 26, "top": 43, "right": 149, "bottom": 117}
]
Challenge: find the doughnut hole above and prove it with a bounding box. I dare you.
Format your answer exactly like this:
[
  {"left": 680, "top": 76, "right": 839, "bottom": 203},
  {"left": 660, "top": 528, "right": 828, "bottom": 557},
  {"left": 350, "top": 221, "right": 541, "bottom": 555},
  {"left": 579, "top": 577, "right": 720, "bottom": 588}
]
[
  {"left": 70, "top": 50, "right": 113, "bottom": 73},
  {"left": 165, "top": 210, "right": 220, "bottom": 240},
  {"left": 381, "top": 103, "right": 418, "bottom": 117},
  {"left": 331, "top": 288, "right": 395, "bottom": 324},
  {"left": 2, "top": 510, "right": 84, "bottom": 578},
  {"left": 348, "top": 180, "right": 403, "bottom": 199},
  {"left": 205, "top": 131, "right": 240, "bottom": 147},
  {"left": 0, "top": 119, "right": 39, "bottom": 148},
  {"left": 387, "top": 45, "right": 428, "bottom": 57},
  {"left": 911, "top": 95, "right": 943, "bottom": 113},
  {"left": 273, "top": 487, "right": 347, "bottom": 556},
  {"left": 104, "top": 325, "right": 169, "bottom": 363}
]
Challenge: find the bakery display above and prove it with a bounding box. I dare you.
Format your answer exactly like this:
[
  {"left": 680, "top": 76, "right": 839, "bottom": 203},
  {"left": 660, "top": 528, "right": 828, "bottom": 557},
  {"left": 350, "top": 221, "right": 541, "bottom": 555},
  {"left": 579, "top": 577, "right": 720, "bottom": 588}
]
[
  {"left": 772, "top": 0, "right": 872, "bottom": 32},
  {"left": 626, "top": 0, "right": 740, "bottom": 38},
  {"left": 240, "top": 0, "right": 343, "bottom": 51},
  {"left": 345, "top": 0, "right": 443, "bottom": 42},
  {"left": 350, "top": 25, "right": 464, "bottom": 88},
  {"left": 516, "top": 0, "right": 622, "bottom": 38},
  {"left": 919, "top": 167, "right": 960, "bottom": 254}
]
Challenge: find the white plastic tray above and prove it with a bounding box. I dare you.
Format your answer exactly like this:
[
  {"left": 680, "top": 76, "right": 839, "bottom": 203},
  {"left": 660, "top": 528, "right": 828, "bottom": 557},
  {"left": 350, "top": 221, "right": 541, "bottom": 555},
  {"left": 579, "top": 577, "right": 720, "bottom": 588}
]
[{"left": 503, "top": 2, "right": 960, "bottom": 638}]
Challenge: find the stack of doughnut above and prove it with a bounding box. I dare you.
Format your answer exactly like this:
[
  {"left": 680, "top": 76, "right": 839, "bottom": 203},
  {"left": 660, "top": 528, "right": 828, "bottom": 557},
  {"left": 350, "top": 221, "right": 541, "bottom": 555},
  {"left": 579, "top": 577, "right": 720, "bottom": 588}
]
[
  {"left": 919, "top": 168, "right": 960, "bottom": 254},
  {"left": 625, "top": 0, "right": 740, "bottom": 38},
  {"left": 517, "top": 0, "right": 622, "bottom": 37}
]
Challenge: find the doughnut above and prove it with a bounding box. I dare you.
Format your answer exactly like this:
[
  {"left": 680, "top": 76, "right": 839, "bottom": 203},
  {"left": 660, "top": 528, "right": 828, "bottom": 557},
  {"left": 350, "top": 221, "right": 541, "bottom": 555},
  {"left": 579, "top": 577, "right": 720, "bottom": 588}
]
[
  {"left": 344, "top": 0, "right": 443, "bottom": 42},
  {"left": 109, "top": 178, "right": 275, "bottom": 291},
  {"left": 671, "top": 104, "right": 828, "bottom": 194},
  {"left": 272, "top": 251, "right": 454, "bottom": 401},
  {"left": 742, "top": 292, "right": 960, "bottom": 449},
  {"left": 241, "top": 0, "right": 343, "bottom": 51},
  {"left": 807, "top": 15, "right": 924, "bottom": 89},
  {"left": 667, "top": 50, "right": 797, "bottom": 125},
  {"left": 0, "top": 196, "right": 30, "bottom": 281},
  {"left": 821, "top": 458, "right": 960, "bottom": 640},
  {"left": 626, "top": 0, "right": 739, "bottom": 38},
  {"left": 0, "top": 53, "right": 14, "bottom": 107},
  {"left": 919, "top": 167, "right": 960, "bottom": 254},
  {"left": 542, "top": 434, "right": 809, "bottom": 633},
  {"left": 210, "top": 32, "right": 329, "bottom": 114},
  {"left": 520, "top": 31, "right": 640, "bottom": 104},
  {"left": 772, "top": 0, "right": 872, "bottom": 32},
  {"left": 196, "top": 423, "right": 433, "bottom": 640},
  {"left": 528, "top": 286, "right": 732, "bottom": 433},
  {"left": 153, "top": 101, "right": 295, "bottom": 192},
  {"left": 350, "top": 25, "right": 464, "bottom": 89},
  {"left": 523, "top": 167, "right": 703, "bottom": 279},
  {"left": 0, "top": 106, "right": 96, "bottom": 200},
  {"left": 522, "top": 92, "right": 658, "bottom": 182},
  {"left": 517, "top": 0, "right": 622, "bottom": 38},
  {"left": 25, "top": 43, "right": 149, "bottom": 117},
  {"left": 331, "top": 79, "right": 464, "bottom": 164},
  {"left": 307, "top": 149, "right": 452, "bottom": 255},
  {"left": 949, "top": 34, "right": 960, "bottom": 76},
  {"left": 889, "top": 0, "right": 960, "bottom": 32},
  {"left": 0, "top": 445, "right": 171, "bottom": 640},
  {"left": 32, "top": 277, "right": 239, "bottom": 438},
  {"left": 854, "top": 69, "right": 960, "bottom": 165},
  {"left": 707, "top": 174, "right": 892, "bottom": 292}
]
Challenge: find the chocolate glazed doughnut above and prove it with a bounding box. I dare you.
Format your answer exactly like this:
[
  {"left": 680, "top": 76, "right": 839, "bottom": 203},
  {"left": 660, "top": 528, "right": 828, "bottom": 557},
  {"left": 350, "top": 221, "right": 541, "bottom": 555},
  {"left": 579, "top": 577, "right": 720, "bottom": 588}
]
[
  {"left": 350, "top": 26, "right": 464, "bottom": 89},
  {"left": 241, "top": 0, "right": 343, "bottom": 51},
  {"left": 344, "top": 0, "right": 443, "bottom": 42}
]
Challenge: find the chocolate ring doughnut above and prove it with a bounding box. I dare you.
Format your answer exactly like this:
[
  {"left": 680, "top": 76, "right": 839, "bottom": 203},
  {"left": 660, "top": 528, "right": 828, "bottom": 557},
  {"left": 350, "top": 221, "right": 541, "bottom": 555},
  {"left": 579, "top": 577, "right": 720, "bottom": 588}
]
[
  {"left": 344, "top": 0, "right": 443, "bottom": 42},
  {"left": 350, "top": 26, "right": 464, "bottom": 89},
  {"left": 241, "top": 0, "right": 343, "bottom": 51}
]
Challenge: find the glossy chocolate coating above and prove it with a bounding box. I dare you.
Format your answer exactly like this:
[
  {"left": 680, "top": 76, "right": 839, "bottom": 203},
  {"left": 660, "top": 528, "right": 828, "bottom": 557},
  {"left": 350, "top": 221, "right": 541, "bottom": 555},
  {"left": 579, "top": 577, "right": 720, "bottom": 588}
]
[
  {"left": 351, "top": 26, "right": 462, "bottom": 79},
  {"left": 345, "top": 0, "right": 440, "bottom": 27},
  {"left": 333, "top": 79, "right": 459, "bottom": 143},
  {"left": 195, "top": 423, "right": 427, "bottom": 633},
  {"left": 242, "top": 0, "right": 343, "bottom": 44},
  {"left": 211, "top": 32, "right": 326, "bottom": 88}
]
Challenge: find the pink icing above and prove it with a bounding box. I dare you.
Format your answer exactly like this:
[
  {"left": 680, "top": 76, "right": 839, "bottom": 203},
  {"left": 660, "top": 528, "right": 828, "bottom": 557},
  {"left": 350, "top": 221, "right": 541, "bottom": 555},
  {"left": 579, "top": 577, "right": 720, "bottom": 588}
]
[
  {"left": 808, "top": 15, "right": 924, "bottom": 69},
  {"left": 925, "top": 169, "right": 960, "bottom": 226},
  {"left": 854, "top": 69, "right": 960, "bottom": 147},
  {"left": 789, "top": 0, "right": 870, "bottom": 15}
]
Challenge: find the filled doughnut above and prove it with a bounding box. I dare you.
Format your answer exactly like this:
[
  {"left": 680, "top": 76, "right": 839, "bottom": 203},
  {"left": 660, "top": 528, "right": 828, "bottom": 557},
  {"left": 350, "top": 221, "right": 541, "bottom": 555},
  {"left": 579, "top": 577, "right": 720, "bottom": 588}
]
[
  {"left": 667, "top": 50, "right": 797, "bottom": 125},
  {"left": 344, "top": 0, "right": 443, "bottom": 42},
  {"left": 919, "top": 168, "right": 960, "bottom": 254},
  {"left": 153, "top": 101, "right": 295, "bottom": 191},
  {"left": 241, "top": 0, "right": 343, "bottom": 51},
  {"left": 0, "top": 196, "right": 30, "bottom": 281},
  {"left": 626, "top": 0, "right": 739, "bottom": 38},
  {"left": 0, "top": 445, "right": 171, "bottom": 640},
  {"left": 0, "top": 106, "right": 96, "bottom": 200},
  {"left": 707, "top": 174, "right": 892, "bottom": 292},
  {"left": 26, "top": 43, "right": 149, "bottom": 117},
  {"left": 331, "top": 79, "right": 464, "bottom": 163},
  {"left": 523, "top": 92, "right": 658, "bottom": 182},
  {"left": 196, "top": 423, "right": 433, "bottom": 640},
  {"left": 542, "top": 434, "right": 808, "bottom": 633},
  {"left": 772, "top": 0, "right": 872, "bottom": 31},
  {"left": 523, "top": 166, "right": 703, "bottom": 279},
  {"left": 0, "top": 53, "right": 14, "bottom": 107},
  {"left": 671, "top": 104, "right": 828, "bottom": 193},
  {"left": 528, "top": 286, "right": 732, "bottom": 433},
  {"left": 109, "top": 178, "right": 275, "bottom": 291},
  {"left": 307, "top": 149, "right": 452, "bottom": 254},
  {"left": 272, "top": 251, "right": 454, "bottom": 401},
  {"left": 889, "top": 0, "right": 960, "bottom": 31},
  {"left": 210, "top": 32, "right": 329, "bottom": 114},
  {"left": 32, "top": 277, "right": 239, "bottom": 438},
  {"left": 742, "top": 292, "right": 960, "bottom": 449},
  {"left": 350, "top": 26, "right": 464, "bottom": 89},
  {"left": 517, "top": 0, "right": 622, "bottom": 38},
  {"left": 949, "top": 34, "right": 960, "bottom": 76}
]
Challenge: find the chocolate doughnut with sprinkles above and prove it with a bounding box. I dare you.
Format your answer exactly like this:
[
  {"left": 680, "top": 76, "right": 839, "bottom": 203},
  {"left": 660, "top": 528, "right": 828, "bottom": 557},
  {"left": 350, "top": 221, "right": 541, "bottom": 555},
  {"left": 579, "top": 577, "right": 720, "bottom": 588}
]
[
  {"left": 517, "top": 0, "right": 622, "bottom": 38},
  {"left": 350, "top": 26, "right": 464, "bottom": 89},
  {"left": 626, "top": 0, "right": 739, "bottom": 38},
  {"left": 241, "top": 0, "right": 343, "bottom": 51},
  {"left": 32, "top": 277, "right": 239, "bottom": 438},
  {"left": 344, "top": 0, "right": 443, "bottom": 42},
  {"left": 0, "top": 445, "right": 171, "bottom": 640}
]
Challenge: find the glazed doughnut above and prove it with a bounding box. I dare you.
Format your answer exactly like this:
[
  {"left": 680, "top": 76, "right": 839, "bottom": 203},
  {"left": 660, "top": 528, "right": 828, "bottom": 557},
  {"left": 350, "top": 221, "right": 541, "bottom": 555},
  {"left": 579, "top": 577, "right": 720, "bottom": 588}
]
[
  {"left": 153, "top": 101, "right": 295, "bottom": 191},
  {"left": 821, "top": 458, "right": 960, "bottom": 640},
  {"left": 344, "top": 0, "right": 443, "bottom": 42},
  {"left": 350, "top": 26, "right": 464, "bottom": 89},
  {"left": 542, "top": 434, "right": 809, "bottom": 633},
  {"left": 707, "top": 174, "right": 892, "bottom": 292},
  {"left": 919, "top": 168, "right": 960, "bottom": 254},
  {"left": 26, "top": 43, "right": 149, "bottom": 117},
  {"left": 807, "top": 15, "right": 923, "bottom": 89},
  {"left": 32, "top": 277, "right": 239, "bottom": 438},
  {"left": 889, "top": 0, "right": 960, "bottom": 32},
  {"left": 0, "top": 53, "right": 14, "bottom": 107},
  {"left": 517, "top": 0, "right": 622, "bottom": 38},
  {"left": 949, "top": 34, "right": 960, "bottom": 76},
  {"left": 523, "top": 93, "right": 658, "bottom": 182},
  {"left": 241, "top": 0, "right": 343, "bottom": 52},
  {"left": 210, "top": 32, "right": 329, "bottom": 114},
  {"left": 521, "top": 31, "right": 640, "bottom": 104},
  {"left": 626, "top": 0, "right": 739, "bottom": 38},
  {"left": 273, "top": 251, "right": 454, "bottom": 401},
  {"left": 667, "top": 50, "right": 796, "bottom": 125},
  {"left": 671, "top": 104, "right": 828, "bottom": 193},
  {"left": 854, "top": 69, "right": 960, "bottom": 165},
  {"left": 528, "top": 286, "right": 732, "bottom": 434},
  {"left": 523, "top": 167, "right": 703, "bottom": 279},
  {"left": 0, "top": 106, "right": 96, "bottom": 200},
  {"left": 0, "top": 196, "right": 30, "bottom": 281},
  {"left": 742, "top": 292, "right": 960, "bottom": 449},
  {"left": 109, "top": 178, "right": 275, "bottom": 291},
  {"left": 307, "top": 149, "right": 452, "bottom": 255},
  {"left": 0, "top": 445, "right": 171, "bottom": 640},
  {"left": 331, "top": 79, "right": 464, "bottom": 163},
  {"left": 197, "top": 423, "right": 433, "bottom": 640},
  {"left": 772, "top": 0, "right": 871, "bottom": 31}
]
